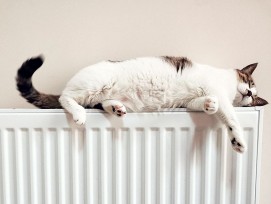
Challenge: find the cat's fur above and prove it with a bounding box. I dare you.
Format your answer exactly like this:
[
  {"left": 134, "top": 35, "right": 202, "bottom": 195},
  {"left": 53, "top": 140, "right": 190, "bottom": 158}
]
[{"left": 16, "top": 56, "right": 268, "bottom": 153}]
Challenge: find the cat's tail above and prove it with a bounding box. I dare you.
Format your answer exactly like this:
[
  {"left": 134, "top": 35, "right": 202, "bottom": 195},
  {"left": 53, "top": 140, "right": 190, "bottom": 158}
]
[{"left": 16, "top": 56, "right": 62, "bottom": 108}]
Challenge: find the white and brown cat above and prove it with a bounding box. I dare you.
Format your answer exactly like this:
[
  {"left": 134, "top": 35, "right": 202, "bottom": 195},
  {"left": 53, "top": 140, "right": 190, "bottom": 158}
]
[{"left": 16, "top": 56, "right": 268, "bottom": 153}]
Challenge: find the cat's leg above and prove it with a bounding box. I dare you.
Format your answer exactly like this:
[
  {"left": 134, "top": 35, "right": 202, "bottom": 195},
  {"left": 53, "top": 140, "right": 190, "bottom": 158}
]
[
  {"left": 101, "top": 99, "right": 127, "bottom": 117},
  {"left": 186, "top": 96, "right": 219, "bottom": 114},
  {"left": 186, "top": 95, "right": 246, "bottom": 153},
  {"left": 215, "top": 98, "right": 246, "bottom": 153},
  {"left": 59, "top": 95, "right": 86, "bottom": 125}
]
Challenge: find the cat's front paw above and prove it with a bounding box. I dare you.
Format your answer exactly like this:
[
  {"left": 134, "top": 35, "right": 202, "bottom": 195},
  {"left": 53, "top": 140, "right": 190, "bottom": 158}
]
[
  {"left": 231, "top": 137, "right": 247, "bottom": 153},
  {"left": 229, "top": 127, "right": 246, "bottom": 153},
  {"left": 204, "top": 96, "right": 218, "bottom": 114},
  {"left": 72, "top": 107, "right": 86, "bottom": 125}
]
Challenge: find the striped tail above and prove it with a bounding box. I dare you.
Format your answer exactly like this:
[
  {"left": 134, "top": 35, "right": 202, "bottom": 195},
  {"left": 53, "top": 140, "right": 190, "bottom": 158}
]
[{"left": 16, "top": 56, "right": 62, "bottom": 108}]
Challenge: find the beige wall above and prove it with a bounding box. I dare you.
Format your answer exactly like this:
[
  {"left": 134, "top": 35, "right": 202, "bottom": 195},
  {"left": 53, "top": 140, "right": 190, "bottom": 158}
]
[{"left": 1, "top": 0, "right": 271, "bottom": 203}]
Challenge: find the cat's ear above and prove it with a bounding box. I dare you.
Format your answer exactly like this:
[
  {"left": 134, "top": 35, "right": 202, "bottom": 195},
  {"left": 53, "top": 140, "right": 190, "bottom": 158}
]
[
  {"left": 252, "top": 96, "right": 268, "bottom": 106},
  {"left": 241, "top": 63, "right": 258, "bottom": 75}
]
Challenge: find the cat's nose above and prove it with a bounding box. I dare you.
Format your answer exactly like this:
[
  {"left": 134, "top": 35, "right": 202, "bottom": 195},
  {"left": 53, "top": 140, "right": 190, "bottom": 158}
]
[{"left": 247, "top": 90, "right": 252, "bottom": 97}]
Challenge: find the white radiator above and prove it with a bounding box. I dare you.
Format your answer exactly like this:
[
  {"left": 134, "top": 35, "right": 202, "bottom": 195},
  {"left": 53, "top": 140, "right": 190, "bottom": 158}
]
[{"left": 0, "top": 108, "right": 264, "bottom": 204}]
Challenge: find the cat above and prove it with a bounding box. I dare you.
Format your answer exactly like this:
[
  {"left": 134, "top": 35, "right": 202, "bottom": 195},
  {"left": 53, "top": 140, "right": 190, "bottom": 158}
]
[{"left": 16, "top": 55, "right": 268, "bottom": 153}]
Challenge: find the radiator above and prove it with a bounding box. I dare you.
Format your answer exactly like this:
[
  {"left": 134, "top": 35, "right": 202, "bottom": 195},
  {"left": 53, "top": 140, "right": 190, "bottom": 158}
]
[{"left": 0, "top": 108, "right": 264, "bottom": 204}]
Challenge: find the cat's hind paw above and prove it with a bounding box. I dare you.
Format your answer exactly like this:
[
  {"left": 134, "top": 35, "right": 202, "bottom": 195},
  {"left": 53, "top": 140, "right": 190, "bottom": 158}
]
[
  {"left": 102, "top": 100, "right": 127, "bottom": 117},
  {"left": 204, "top": 96, "right": 218, "bottom": 114},
  {"left": 112, "top": 104, "right": 127, "bottom": 117},
  {"left": 231, "top": 137, "right": 247, "bottom": 153}
]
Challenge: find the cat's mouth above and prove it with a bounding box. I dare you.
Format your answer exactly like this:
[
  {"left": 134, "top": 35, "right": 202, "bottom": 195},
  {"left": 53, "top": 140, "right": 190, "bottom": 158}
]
[
  {"left": 235, "top": 89, "right": 254, "bottom": 107},
  {"left": 239, "top": 89, "right": 253, "bottom": 99}
]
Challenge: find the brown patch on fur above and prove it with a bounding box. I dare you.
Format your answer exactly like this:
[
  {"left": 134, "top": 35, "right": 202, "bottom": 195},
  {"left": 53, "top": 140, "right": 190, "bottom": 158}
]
[
  {"left": 236, "top": 63, "right": 258, "bottom": 84},
  {"left": 251, "top": 96, "right": 268, "bottom": 106},
  {"left": 162, "top": 56, "right": 192, "bottom": 72},
  {"left": 236, "top": 69, "right": 251, "bottom": 83},
  {"left": 242, "top": 63, "right": 257, "bottom": 75}
]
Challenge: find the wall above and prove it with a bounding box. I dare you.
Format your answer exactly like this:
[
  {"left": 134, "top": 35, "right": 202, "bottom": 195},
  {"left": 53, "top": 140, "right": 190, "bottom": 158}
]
[{"left": 0, "top": 0, "right": 270, "bottom": 203}]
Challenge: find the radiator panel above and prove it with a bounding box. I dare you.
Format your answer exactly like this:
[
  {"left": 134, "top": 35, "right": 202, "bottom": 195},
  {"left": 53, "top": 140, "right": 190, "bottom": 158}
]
[{"left": 0, "top": 108, "right": 263, "bottom": 204}]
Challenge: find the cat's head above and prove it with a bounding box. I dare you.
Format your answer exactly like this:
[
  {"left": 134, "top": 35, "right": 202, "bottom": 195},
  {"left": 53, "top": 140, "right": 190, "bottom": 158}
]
[{"left": 234, "top": 63, "right": 268, "bottom": 107}]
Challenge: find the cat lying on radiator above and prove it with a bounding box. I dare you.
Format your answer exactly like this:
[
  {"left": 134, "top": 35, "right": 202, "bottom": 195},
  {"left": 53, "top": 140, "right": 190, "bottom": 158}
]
[{"left": 16, "top": 56, "right": 268, "bottom": 153}]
